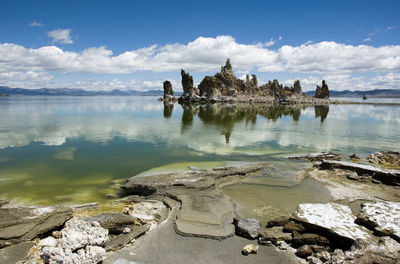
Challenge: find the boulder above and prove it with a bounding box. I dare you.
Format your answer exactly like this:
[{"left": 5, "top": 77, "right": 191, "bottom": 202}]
[
  {"left": 356, "top": 200, "right": 400, "bottom": 242},
  {"left": 315, "top": 80, "right": 330, "bottom": 99},
  {"left": 259, "top": 226, "right": 292, "bottom": 245},
  {"left": 58, "top": 217, "right": 108, "bottom": 250},
  {"left": 295, "top": 244, "right": 313, "bottom": 258},
  {"left": 283, "top": 221, "right": 305, "bottom": 234},
  {"left": 235, "top": 218, "right": 261, "bottom": 239},
  {"left": 0, "top": 206, "right": 72, "bottom": 248},
  {"left": 241, "top": 244, "right": 259, "bottom": 255},
  {"left": 40, "top": 217, "right": 108, "bottom": 264},
  {"left": 292, "top": 203, "right": 371, "bottom": 248}
]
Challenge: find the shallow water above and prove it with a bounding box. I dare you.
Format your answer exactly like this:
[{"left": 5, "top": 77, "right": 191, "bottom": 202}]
[{"left": 0, "top": 96, "right": 399, "bottom": 213}]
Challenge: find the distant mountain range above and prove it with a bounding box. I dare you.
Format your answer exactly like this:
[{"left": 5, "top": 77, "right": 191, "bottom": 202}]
[
  {"left": 306, "top": 89, "right": 400, "bottom": 98},
  {"left": 1, "top": 86, "right": 400, "bottom": 98},
  {"left": 0, "top": 86, "right": 164, "bottom": 96}
]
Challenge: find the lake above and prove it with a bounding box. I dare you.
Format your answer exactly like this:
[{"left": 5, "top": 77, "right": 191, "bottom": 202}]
[{"left": 0, "top": 96, "right": 399, "bottom": 218}]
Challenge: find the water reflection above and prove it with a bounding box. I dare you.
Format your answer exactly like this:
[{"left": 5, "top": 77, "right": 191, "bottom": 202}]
[
  {"left": 163, "top": 102, "right": 174, "bottom": 118},
  {"left": 174, "top": 103, "right": 329, "bottom": 143},
  {"left": 314, "top": 105, "right": 329, "bottom": 123}
]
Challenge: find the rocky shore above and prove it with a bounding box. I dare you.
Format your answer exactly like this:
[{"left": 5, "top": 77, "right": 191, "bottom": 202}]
[
  {"left": 1, "top": 151, "right": 399, "bottom": 263},
  {"left": 160, "top": 59, "right": 400, "bottom": 107}
]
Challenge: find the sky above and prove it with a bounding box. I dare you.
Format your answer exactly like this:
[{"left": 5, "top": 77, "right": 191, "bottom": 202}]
[{"left": 0, "top": 0, "right": 399, "bottom": 92}]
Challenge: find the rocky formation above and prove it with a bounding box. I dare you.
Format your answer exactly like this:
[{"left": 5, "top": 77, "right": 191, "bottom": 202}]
[
  {"left": 319, "top": 159, "right": 400, "bottom": 185},
  {"left": 0, "top": 205, "right": 72, "bottom": 248},
  {"left": 356, "top": 200, "right": 400, "bottom": 242},
  {"left": 315, "top": 80, "right": 330, "bottom": 99},
  {"left": 122, "top": 163, "right": 266, "bottom": 240},
  {"left": 367, "top": 151, "right": 400, "bottom": 168},
  {"left": 257, "top": 200, "right": 400, "bottom": 263},
  {"left": 289, "top": 152, "right": 341, "bottom": 162},
  {"left": 40, "top": 217, "right": 108, "bottom": 264},
  {"left": 164, "top": 59, "right": 328, "bottom": 104},
  {"left": 163, "top": 80, "right": 174, "bottom": 100},
  {"left": 291, "top": 203, "right": 371, "bottom": 246},
  {"left": 178, "top": 70, "right": 196, "bottom": 103},
  {"left": 198, "top": 59, "right": 246, "bottom": 99}
]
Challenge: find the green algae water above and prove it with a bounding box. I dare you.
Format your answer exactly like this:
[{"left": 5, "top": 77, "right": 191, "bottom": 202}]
[{"left": 0, "top": 96, "right": 399, "bottom": 209}]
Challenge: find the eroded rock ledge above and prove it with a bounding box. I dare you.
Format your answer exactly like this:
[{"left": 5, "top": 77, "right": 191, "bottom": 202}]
[{"left": 122, "top": 163, "right": 266, "bottom": 240}]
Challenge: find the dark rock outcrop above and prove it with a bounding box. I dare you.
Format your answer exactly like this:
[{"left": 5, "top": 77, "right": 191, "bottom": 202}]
[
  {"left": 198, "top": 59, "right": 246, "bottom": 99},
  {"left": 292, "top": 80, "right": 302, "bottom": 94},
  {"left": 315, "top": 80, "right": 330, "bottom": 99},
  {"left": 163, "top": 80, "right": 174, "bottom": 98},
  {"left": 178, "top": 70, "right": 195, "bottom": 103}
]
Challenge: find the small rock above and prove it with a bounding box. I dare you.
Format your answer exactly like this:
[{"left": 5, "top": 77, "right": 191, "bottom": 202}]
[
  {"left": 276, "top": 241, "right": 291, "bottom": 251},
  {"left": 371, "top": 179, "right": 381, "bottom": 184},
  {"left": 306, "top": 256, "right": 323, "bottom": 264},
  {"left": 315, "top": 251, "right": 331, "bottom": 262},
  {"left": 283, "top": 221, "right": 305, "bottom": 233},
  {"left": 52, "top": 230, "right": 62, "bottom": 239},
  {"left": 349, "top": 153, "right": 361, "bottom": 160},
  {"left": 330, "top": 249, "right": 345, "bottom": 263},
  {"left": 122, "top": 207, "right": 130, "bottom": 214},
  {"left": 235, "top": 218, "right": 261, "bottom": 239},
  {"left": 242, "top": 244, "right": 259, "bottom": 255},
  {"left": 123, "top": 227, "right": 131, "bottom": 234},
  {"left": 258, "top": 239, "right": 272, "bottom": 246},
  {"left": 346, "top": 172, "right": 360, "bottom": 181},
  {"left": 292, "top": 233, "right": 330, "bottom": 246},
  {"left": 295, "top": 244, "right": 313, "bottom": 258},
  {"left": 266, "top": 216, "right": 290, "bottom": 227},
  {"left": 39, "top": 237, "right": 57, "bottom": 247},
  {"left": 127, "top": 200, "right": 167, "bottom": 224}
]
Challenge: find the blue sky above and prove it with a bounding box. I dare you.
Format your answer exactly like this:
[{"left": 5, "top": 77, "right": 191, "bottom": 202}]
[{"left": 0, "top": 0, "right": 399, "bottom": 91}]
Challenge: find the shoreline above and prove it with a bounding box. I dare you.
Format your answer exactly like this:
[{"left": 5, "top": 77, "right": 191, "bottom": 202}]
[
  {"left": 1, "top": 151, "right": 400, "bottom": 263},
  {"left": 162, "top": 95, "right": 400, "bottom": 106}
]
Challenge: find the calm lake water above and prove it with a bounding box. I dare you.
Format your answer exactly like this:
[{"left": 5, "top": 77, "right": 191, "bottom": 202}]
[{"left": 0, "top": 96, "right": 399, "bottom": 218}]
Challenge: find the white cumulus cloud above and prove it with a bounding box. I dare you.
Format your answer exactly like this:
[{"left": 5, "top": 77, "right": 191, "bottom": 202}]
[{"left": 47, "top": 29, "right": 73, "bottom": 44}]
